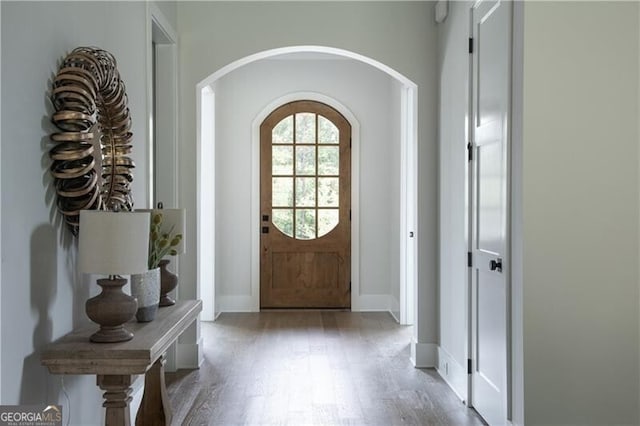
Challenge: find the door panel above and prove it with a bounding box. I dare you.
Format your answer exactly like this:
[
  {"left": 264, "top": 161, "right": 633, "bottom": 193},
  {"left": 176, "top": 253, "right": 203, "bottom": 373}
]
[
  {"left": 260, "top": 101, "right": 351, "bottom": 308},
  {"left": 471, "top": 0, "right": 511, "bottom": 424},
  {"left": 272, "top": 252, "right": 340, "bottom": 290},
  {"left": 477, "top": 129, "right": 504, "bottom": 255},
  {"left": 477, "top": 268, "right": 506, "bottom": 389}
]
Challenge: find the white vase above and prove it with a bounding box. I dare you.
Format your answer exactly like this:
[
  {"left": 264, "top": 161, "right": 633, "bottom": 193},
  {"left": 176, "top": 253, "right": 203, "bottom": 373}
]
[{"left": 130, "top": 268, "right": 160, "bottom": 322}]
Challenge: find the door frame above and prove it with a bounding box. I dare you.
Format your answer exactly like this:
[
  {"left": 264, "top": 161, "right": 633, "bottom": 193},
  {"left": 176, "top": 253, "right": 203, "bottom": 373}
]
[
  {"left": 145, "top": 2, "right": 180, "bottom": 369},
  {"left": 259, "top": 100, "right": 352, "bottom": 308},
  {"left": 146, "top": 2, "right": 178, "bottom": 209},
  {"left": 466, "top": 0, "right": 513, "bottom": 421},
  {"left": 250, "top": 92, "right": 361, "bottom": 311}
]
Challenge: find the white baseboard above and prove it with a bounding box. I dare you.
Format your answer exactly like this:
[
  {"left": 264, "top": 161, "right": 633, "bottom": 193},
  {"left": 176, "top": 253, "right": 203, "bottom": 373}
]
[
  {"left": 177, "top": 338, "right": 203, "bottom": 368},
  {"left": 354, "top": 294, "right": 391, "bottom": 311},
  {"left": 436, "top": 346, "right": 468, "bottom": 402},
  {"left": 410, "top": 339, "right": 437, "bottom": 367},
  {"left": 218, "top": 295, "right": 258, "bottom": 312},
  {"left": 218, "top": 294, "right": 397, "bottom": 314}
]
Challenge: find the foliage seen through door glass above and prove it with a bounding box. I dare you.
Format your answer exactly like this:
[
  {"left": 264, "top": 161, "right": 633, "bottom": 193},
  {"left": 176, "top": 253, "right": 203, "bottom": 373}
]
[{"left": 271, "top": 113, "right": 340, "bottom": 239}]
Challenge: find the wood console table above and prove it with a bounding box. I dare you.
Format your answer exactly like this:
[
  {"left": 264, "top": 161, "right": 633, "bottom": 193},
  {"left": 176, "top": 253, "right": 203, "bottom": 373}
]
[{"left": 41, "top": 300, "right": 202, "bottom": 426}]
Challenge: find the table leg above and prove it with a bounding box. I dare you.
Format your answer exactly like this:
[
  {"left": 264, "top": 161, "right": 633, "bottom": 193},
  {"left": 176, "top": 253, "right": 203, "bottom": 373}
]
[
  {"left": 135, "top": 354, "right": 172, "bottom": 426},
  {"left": 97, "top": 375, "right": 133, "bottom": 426}
]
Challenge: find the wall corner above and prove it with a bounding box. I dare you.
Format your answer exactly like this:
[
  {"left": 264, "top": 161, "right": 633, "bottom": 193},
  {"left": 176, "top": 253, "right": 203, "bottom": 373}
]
[{"left": 410, "top": 338, "right": 438, "bottom": 368}]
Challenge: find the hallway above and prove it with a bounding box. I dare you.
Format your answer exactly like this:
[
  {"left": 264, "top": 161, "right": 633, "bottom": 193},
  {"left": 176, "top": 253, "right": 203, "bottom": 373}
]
[{"left": 166, "top": 312, "right": 485, "bottom": 425}]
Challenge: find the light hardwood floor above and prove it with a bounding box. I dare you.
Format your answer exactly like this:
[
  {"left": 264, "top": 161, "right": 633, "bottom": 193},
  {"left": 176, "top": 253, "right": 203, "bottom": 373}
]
[{"left": 166, "top": 311, "right": 485, "bottom": 425}]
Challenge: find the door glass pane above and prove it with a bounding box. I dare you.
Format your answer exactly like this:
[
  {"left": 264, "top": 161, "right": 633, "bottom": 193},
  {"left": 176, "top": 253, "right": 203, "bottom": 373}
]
[
  {"left": 273, "top": 116, "right": 293, "bottom": 144},
  {"left": 295, "top": 177, "right": 316, "bottom": 207},
  {"left": 318, "top": 178, "right": 339, "bottom": 207},
  {"left": 272, "top": 146, "right": 293, "bottom": 175},
  {"left": 318, "top": 146, "right": 339, "bottom": 175},
  {"left": 269, "top": 108, "right": 344, "bottom": 241},
  {"left": 318, "top": 209, "right": 339, "bottom": 237},
  {"left": 272, "top": 209, "right": 293, "bottom": 237},
  {"left": 272, "top": 177, "right": 293, "bottom": 207},
  {"left": 295, "top": 146, "right": 316, "bottom": 175},
  {"left": 295, "top": 113, "right": 315, "bottom": 143},
  {"left": 295, "top": 209, "right": 316, "bottom": 240},
  {"left": 318, "top": 115, "right": 338, "bottom": 144}
]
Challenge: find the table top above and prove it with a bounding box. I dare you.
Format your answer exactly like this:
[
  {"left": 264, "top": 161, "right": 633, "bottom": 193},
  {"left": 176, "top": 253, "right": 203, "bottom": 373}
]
[{"left": 41, "top": 300, "right": 202, "bottom": 375}]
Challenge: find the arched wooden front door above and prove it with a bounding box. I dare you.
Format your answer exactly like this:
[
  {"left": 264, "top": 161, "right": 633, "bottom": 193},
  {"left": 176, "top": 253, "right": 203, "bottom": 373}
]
[{"left": 260, "top": 100, "right": 351, "bottom": 308}]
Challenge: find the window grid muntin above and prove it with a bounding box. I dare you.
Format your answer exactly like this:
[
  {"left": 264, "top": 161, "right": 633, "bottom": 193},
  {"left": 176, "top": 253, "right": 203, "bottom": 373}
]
[{"left": 271, "top": 112, "right": 340, "bottom": 239}]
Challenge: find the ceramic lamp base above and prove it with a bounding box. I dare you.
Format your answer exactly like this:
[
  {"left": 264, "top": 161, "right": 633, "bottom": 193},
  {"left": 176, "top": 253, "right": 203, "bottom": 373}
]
[
  {"left": 159, "top": 294, "right": 176, "bottom": 307},
  {"left": 86, "top": 277, "right": 137, "bottom": 343},
  {"left": 159, "top": 259, "right": 178, "bottom": 307}
]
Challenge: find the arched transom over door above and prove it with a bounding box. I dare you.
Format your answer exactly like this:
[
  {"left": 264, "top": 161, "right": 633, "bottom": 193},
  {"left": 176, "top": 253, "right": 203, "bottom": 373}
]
[{"left": 260, "top": 100, "right": 351, "bottom": 308}]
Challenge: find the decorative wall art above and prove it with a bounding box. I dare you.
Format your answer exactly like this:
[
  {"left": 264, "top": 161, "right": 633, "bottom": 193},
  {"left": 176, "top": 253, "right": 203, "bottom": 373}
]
[{"left": 49, "top": 47, "right": 135, "bottom": 234}]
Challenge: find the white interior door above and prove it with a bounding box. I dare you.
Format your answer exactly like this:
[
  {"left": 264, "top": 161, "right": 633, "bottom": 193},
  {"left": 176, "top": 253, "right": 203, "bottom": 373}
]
[{"left": 470, "top": 0, "right": 511, "bottom": 424}]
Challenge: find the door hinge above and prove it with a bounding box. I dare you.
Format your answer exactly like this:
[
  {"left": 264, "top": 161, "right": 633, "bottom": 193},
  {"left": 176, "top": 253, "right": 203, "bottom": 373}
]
[
  {"left": 349, "top": 209, "right": 352, "bottom": 221},
  {"left": 467, "top": 359, "right": 472, "bottom": 374},
  {"left": 350, "top": 136, "right": 352, "bottom": 148},
  {"left": 467, "top": 251, "right": 472, "bottom": 267},
  {"left": 467, "top": 142, "right": 473, "bottom": 162},
  {"left": 350, "top": 281, "right": 352, "bottom": 291},
  {"left": 468, "top": 38, "right": 474, "bottom": 54}
]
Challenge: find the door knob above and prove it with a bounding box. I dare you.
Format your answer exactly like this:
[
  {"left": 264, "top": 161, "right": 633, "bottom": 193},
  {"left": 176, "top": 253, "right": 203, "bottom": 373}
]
[{"left": 490, "top": 258, "right": 502, "bottom": 272}]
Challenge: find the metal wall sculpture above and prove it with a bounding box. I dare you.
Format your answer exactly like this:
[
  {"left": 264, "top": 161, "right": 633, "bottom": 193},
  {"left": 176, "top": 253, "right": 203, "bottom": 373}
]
[{"left": 49, "top": 47, "right": 135, "bottom": 235}]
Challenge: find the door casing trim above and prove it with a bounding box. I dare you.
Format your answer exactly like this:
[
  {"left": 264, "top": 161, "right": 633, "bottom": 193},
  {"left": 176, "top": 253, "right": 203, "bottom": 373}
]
[
  {"left": 251, "top": 92, "right": 361, "bottom": 311},
  {"left": 467, "top": 1, "right": 513, "bottom": 422}
]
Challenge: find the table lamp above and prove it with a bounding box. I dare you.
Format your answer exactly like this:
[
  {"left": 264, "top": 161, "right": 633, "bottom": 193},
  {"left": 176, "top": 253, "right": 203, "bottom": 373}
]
[
  {"left": 137, "top": 206, "right": 185, "bottom": 306},
  {"left": 79, "top": 210, "right": 150, "bottom": 343}
]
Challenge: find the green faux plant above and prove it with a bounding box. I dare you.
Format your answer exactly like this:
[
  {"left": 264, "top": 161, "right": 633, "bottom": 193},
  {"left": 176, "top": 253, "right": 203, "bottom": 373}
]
[{"left": 148, "top": 212, "right": 183, "bottom": 269}]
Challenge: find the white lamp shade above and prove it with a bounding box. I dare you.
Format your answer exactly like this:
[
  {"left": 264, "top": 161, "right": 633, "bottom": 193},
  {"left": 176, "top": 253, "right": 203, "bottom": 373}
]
[
  {"left": 136, "top": 208, "right": 186, "bottom": 254},
  {"left": 78, "top": 210, "right": 150, "bottom": 275}
]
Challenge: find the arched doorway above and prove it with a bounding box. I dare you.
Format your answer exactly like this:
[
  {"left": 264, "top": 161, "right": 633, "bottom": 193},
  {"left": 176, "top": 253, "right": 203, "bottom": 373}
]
[{"left": 197, "top": 46, "right": 417, "bottom": 324}]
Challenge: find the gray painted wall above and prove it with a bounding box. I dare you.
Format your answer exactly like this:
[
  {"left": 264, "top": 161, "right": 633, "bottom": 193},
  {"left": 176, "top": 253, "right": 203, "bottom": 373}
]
[
  {"left": 520, "top": 2, "right": 639, "bottom": 423},
  {"left": 153, "top": 1, "right": 177, "bottom": 31},
  {"left": 1, "top": 2, "right": 150, "bottom": 423},
  {"left": 177, "top": 0, "right": 439, "bottom": 346}
]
